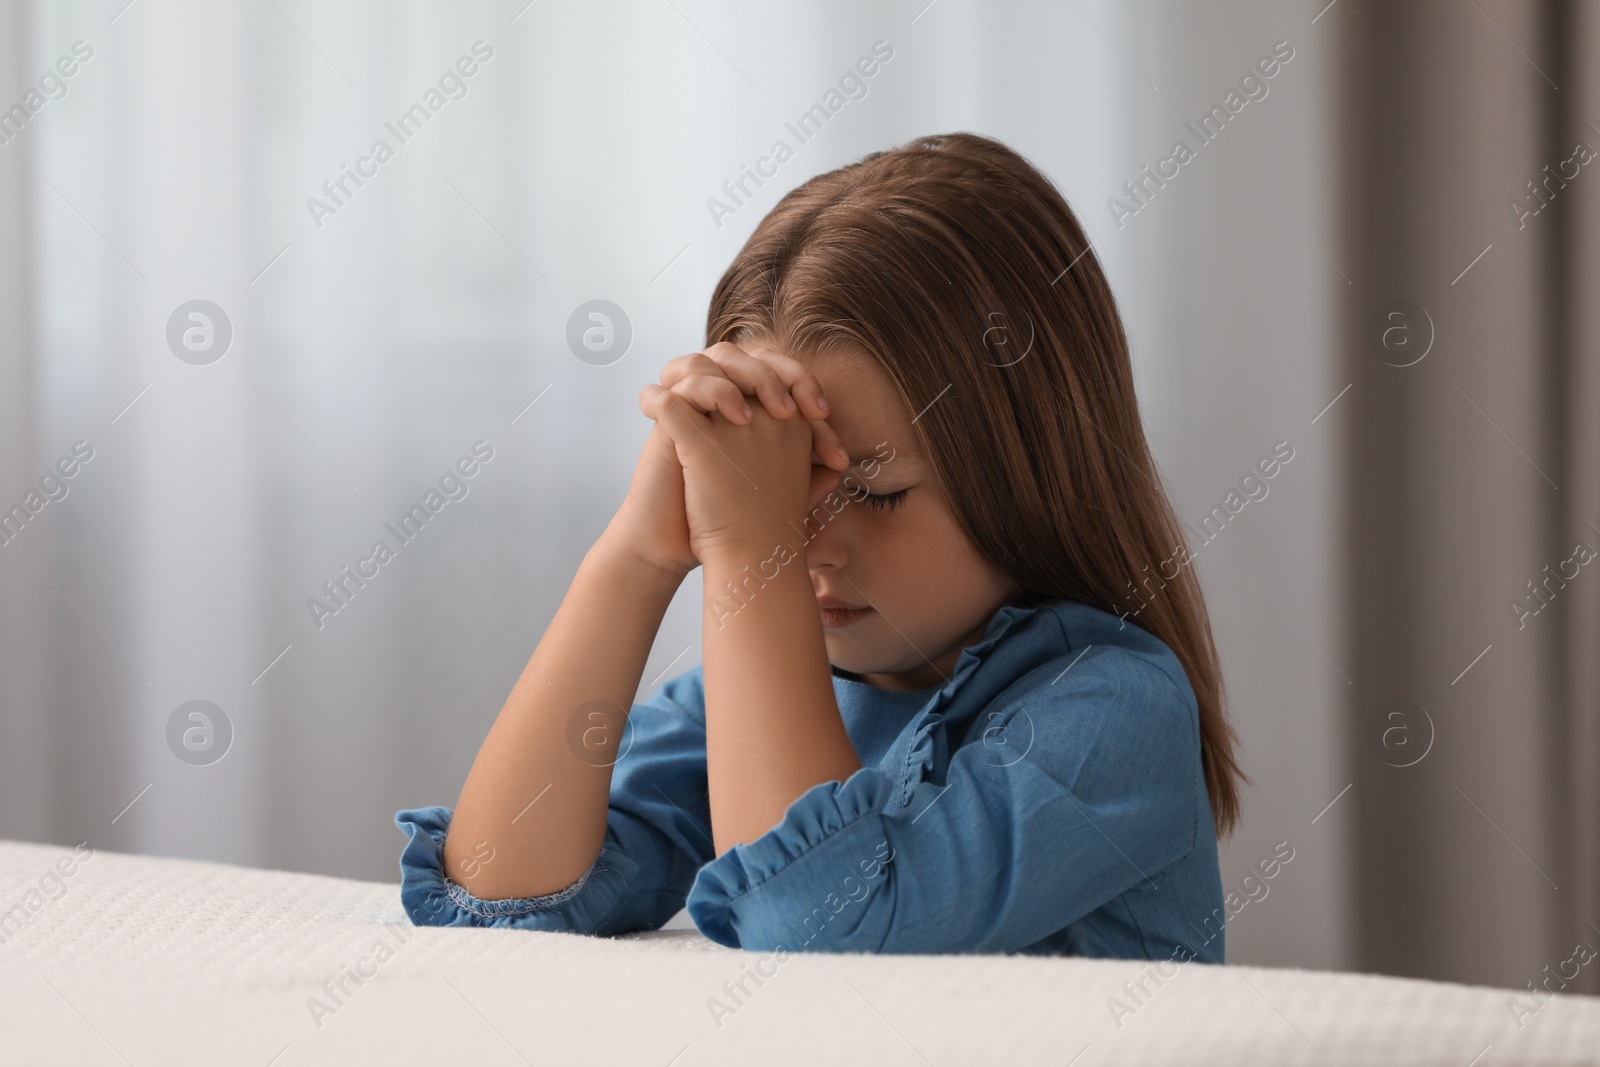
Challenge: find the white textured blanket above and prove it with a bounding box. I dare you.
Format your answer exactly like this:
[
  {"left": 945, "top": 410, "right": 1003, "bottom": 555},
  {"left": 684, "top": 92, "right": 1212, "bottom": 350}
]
[{"left": 1, "top": 838, "right": 1595, "bottom": 1066}]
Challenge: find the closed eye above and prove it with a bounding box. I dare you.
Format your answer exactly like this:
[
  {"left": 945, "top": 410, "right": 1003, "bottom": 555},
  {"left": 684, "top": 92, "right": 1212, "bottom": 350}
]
[{"left": 861, "top": 489, "right": 908, "bottom": 512}]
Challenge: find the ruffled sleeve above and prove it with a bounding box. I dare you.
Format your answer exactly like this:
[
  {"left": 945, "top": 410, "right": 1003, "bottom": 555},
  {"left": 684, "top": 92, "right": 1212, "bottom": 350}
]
[
  {"left": 683, "top": 648, "right": 1206, "bottom": 956},
  {"left": 394, "top": 805, "right": 645, "bottom": 933},
  {"left": 395, "top": 669, "right": 715, "bottom": 935},
  {"left": 686, "top": 764, "right": 897, "bottom": 948}
]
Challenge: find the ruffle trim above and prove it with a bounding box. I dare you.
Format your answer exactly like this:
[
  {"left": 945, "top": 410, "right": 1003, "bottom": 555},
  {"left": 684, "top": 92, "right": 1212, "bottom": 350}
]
[
  {"left": 896, "top": 600, "right": 1045, "bottom": 805},
  {"left": 685, "top": 763, "right": 894, "bottom": 948},
  {"left": 394, "top": 805, "right": 638, "bottom": 932}
]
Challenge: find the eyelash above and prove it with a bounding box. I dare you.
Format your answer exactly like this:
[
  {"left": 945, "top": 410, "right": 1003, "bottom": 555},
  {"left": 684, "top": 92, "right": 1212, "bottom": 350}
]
[{"left": 861, "top": 489, "right": 908, "bottom": 512}]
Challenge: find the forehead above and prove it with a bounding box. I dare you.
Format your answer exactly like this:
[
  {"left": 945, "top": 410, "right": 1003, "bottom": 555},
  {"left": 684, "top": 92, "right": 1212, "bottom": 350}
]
[{"left": 789, "top": 346, "right": 921, "bottom": 465}]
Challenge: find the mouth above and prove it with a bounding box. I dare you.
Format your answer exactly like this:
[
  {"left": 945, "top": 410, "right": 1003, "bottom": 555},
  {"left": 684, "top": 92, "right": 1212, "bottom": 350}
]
[{"left": 816, "top": 594, "right": 873, "bottom": 630}]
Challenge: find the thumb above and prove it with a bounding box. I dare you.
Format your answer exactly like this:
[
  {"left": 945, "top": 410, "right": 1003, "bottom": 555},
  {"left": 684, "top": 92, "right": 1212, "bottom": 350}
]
[
  {"left": 807, "top": 464, "right": 841, "bottom": 511},
  {"left": 644, "top": 383, "right": 714, "bottom": 458},
  {"left": 638, "top": 382, "right": 671, "bottom": 421}
]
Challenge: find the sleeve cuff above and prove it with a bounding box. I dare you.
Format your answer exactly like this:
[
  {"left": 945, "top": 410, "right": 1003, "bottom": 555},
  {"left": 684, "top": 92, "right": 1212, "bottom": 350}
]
[
  {"left": 685, "top": 765, "right": 894, "bottom": 948},
  {"left": 394, "top": 805, "right": 639, "bottom": 932}
]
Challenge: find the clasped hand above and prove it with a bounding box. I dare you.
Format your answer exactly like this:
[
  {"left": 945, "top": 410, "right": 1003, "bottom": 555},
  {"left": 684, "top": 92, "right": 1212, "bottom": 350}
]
[{"left": 614, "top": 342, "right": 851, "bottom": 576}]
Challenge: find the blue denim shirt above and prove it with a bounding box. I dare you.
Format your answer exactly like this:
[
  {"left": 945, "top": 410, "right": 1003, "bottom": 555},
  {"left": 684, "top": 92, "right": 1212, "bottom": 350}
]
[{"left": 395, "top": 597, "right": 1226, "bottom": 961}]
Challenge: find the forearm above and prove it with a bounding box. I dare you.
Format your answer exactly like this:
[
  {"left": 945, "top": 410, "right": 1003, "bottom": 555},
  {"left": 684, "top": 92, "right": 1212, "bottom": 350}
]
[
  {"left": 702, "top": 545, "right": 861, "bottom": 854},
  {"left": 443, "top": 525, "right": 686, "bottom": 899}
]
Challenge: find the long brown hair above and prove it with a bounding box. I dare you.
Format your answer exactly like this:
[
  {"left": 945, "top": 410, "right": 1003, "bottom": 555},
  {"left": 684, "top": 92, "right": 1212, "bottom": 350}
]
[{"left": 705, "top": 132, "right": 1245, "bottom": 837}]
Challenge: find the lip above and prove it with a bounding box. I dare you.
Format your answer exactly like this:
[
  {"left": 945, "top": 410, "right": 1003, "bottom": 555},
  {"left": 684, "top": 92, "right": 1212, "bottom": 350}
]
[{"left": 816, "top": 593, "right": 873, "bottom": 629}]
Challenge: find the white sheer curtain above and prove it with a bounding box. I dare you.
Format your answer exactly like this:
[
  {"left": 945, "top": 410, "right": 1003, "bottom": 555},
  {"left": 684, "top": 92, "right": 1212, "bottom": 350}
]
[{"left": 1, "top": 0, "right": 1350, "bottom": 971}]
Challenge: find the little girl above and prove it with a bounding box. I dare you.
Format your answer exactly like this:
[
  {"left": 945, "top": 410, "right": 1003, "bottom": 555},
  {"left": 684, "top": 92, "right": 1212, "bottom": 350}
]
[{"left": 396, "top": 132, "right": 1244, "bottom": 961}]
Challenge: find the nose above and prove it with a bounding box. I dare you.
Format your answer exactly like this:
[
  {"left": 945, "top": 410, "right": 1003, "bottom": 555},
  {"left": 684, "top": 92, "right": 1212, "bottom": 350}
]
[{"left": 802, "top": 477, "right": 855, "bottom": 572}]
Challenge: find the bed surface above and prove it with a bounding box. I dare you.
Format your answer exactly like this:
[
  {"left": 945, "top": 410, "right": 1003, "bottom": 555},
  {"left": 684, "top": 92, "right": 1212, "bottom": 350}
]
[{"left": 1, "top": 837, "right": 1595, "bottom": 1065}]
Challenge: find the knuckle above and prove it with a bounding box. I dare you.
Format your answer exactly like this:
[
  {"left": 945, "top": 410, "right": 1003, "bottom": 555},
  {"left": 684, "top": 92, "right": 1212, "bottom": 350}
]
[
  {"left": 681, "top": 353, "right": 717, "bottom": 376},
  {"left": 759, "top": 350, "right": 801, "bottom": 375},
  {"left": 661, "top": 352, "right": 699, "bottom": 376}
]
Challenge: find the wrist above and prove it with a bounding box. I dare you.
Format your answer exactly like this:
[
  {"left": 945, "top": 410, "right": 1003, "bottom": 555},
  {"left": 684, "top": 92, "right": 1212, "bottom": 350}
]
[
  {"left": 591, "top": 527, "right": 694, "bottom": 590},
  {"left": 700, "top": 532, "right": 807, "bottom": 579}
]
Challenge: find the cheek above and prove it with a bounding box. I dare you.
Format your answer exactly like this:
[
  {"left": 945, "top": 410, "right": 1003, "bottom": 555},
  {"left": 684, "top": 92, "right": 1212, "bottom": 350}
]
[{"left": 863, "top": 497, "right": 1007, "bottom": 614}]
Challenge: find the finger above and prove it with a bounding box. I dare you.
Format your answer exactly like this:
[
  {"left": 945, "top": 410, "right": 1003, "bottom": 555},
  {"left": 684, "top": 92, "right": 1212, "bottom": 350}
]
[
  {"left": 733, "top": 344, "right": 832, "bottom": 421},
  {"left": 808, "top": 464, "right": 842, "bottom": 509},
  {"left": 670, "top": 374, "right": 753, "bottom": 424},
  {"left": 658, "top": 351, "right": 721, "bottom": 391},
  {"left": 807, "top": 416, "right": 851, "bottom": 470},
  {"left": 700, "top": 344, "right": 799, "bottom": 419},
  {"left": 639, "top": 382, "right": 669, "bottom": 421},
  {"left": 641, "top": 381, "right": 730, "bottom": 424},
  {"left": 649, "top": 384, "right": 715, "bottom": 453},
  {"left": 660, "top": 347, "right": 796, "bottom": 421}
]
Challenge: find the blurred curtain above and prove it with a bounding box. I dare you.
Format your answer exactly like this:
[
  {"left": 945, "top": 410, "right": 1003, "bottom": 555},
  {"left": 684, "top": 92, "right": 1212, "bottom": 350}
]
[
  {"left": 1338, "top": 0, "right": 1600, "bottom": 989},
  {"left": 0, "top": 0, "right": 51, "bottom": 844}
]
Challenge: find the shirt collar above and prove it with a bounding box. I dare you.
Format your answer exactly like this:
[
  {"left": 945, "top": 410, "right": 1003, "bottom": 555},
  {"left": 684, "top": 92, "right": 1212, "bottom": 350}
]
[{"left": 940, "top": 599, "right": 1048, "bottom": 696}]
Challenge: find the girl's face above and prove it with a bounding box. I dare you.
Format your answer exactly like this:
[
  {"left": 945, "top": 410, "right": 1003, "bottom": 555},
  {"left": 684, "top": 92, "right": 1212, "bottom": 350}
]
[{"left": 784, "top": 346, "right": 1021, "bottom": 692}]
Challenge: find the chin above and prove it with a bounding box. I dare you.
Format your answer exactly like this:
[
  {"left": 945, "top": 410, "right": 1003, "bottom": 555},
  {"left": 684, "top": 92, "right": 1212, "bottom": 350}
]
[
  {"left": 824, "top": 635, "right": 919, "bottom": 678},
  {"left": 821, "top": 635, "right": 876, "bottom": 675}
]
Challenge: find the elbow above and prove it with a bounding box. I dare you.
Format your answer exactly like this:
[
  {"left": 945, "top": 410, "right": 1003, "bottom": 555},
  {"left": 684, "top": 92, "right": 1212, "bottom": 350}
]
[
  {"left": 400, "top": 877, "right": 469, "bottom": 928},
  {"left": 703, "top": 880, "right": 891, "bottom": 955}
]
